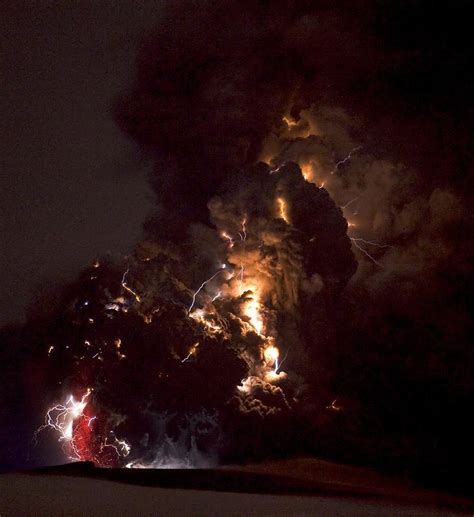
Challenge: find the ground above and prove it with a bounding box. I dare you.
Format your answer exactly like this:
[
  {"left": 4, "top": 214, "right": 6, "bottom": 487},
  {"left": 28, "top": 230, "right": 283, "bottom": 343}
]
[{"left": 1, "top": 458, "right": 472, "bottom": 516}]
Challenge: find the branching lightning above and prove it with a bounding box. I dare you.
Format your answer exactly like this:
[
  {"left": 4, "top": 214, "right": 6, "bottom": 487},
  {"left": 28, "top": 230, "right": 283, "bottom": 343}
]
[
  {"left": 35, "top": 388, "right": 132, "bottom": 464},
  {"left": 350, "top": 237, "right": 393, "bottom": 266},
  {"left": 34, "top": 388, "right": 93, "bottom": 459},
  {"left": 238, "top": 216, "right": 247, "bottom": 241},
  {"left": 188, "top": 265, "right": 227, "bottom": 314}
]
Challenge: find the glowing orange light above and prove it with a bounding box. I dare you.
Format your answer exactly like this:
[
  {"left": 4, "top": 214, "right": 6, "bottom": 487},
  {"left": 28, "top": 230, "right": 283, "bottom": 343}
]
[
  {"left": 282, "top": 115, "right": 298, "bottom": 128},
  {"left": 189, "top": 309, "right": 223, "bottom": 334},
  {"left": 263, "top": 345, "right": 279, "bottom": 364},
  {"left": 326, "top": 399, "right": 342, "bottom": 412},
  {"left": 300, "top": 163, "right": 313, "bottom": 181},
  {"left": 243, "top": 295, "right": 264, "bottom": 334},
  {"left": 264, "top": 370, "right": 286, "bottom": 382},
  {"left": 221, "top": 231, "right": 234, "bottom": 248},
  {"left": 276, "top": 197, "right": 289, "bottom": 223}
]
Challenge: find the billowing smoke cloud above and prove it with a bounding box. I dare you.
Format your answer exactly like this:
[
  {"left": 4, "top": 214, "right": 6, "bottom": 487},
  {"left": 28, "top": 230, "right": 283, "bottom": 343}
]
[
  {"left": 11, "top": 159, "right": 354, "bottom": 467},
  {"left": 114, "top": 0, "right": 380, "bottom": 232},
  {"left": 1, "top": 0, "right": 472, "bottom": 485},
  {"left": 264, "top": 104, "right": 472, "bottom": 479},
  {"left": 264, "top": 105, "right": 467, "bottom": 284}
]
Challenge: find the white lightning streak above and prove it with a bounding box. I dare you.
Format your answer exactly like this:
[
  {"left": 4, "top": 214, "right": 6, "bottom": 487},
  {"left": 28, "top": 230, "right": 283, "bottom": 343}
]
[
  {"left": 351, "top": 238, "right": 394, "bottom": 249},
  {"left": 101, "top": 437, "right": 131, "bottom": 458},
  {"left": 34, "top": 389, "right": 93, "bottom": 460},
  {"left": 188, "top": 266, "right": 226, "bottom": 314},
  {"left": 238, "top": 217, "right": 247, "bottom": 241},
  {"left": 331, "top": 146, "right": 362, "bottom": 174},
  {"left": 275, "top": 348, "right": 289, "bottom": 373},
  {"left": 181, "top": 352, "right": 193, "bottom": 363},
  {"left": 121, "top": 267, "right": 141, "bottom": 303},
  {"left": 350, "top": 237, "right": 393, "bottom": 266},
  {"left": 181, "top": 342, "right": 199, "bottom": 363},
  {"left": 341, "top": 197, "right": 359, "bottom": 209},
  {"left": 269, "top": 161, "right": 288, "bottom": 174}
]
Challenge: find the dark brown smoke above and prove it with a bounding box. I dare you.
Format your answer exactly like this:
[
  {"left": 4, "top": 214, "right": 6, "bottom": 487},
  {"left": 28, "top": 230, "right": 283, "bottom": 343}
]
[{"left": 114, "top": 1, "right": 378, "bottom": 232}]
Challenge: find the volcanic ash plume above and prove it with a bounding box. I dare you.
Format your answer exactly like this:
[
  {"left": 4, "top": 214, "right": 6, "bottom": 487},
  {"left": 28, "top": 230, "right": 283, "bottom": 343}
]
[
  {"left": 2, "top": 1, "right": 468, "bottom": 484},
  {"left": 32, "top": 160, "right": 355, "bottom": 467}
]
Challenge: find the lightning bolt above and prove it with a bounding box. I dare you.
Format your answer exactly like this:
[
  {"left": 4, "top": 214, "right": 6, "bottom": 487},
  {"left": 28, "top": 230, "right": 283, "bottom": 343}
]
[
  {"left": 35, "top": 389, "right": 132, "bottom": 464},
  {"left": 188, "top": 265, "right": 226, "bottom": 314},
  {"left": 181, "top": 342, "right": 200, "bottom": 363},
  {"left": 238, "top": 216, "right": 247, "bottom": 241},
  {"left": 331, "top": 146, "right": 362, "bottom": 174},
  {"left": 275, "top": 348, "right": 289, "bottom": 374},
  {"left": 269, "top": 161, "right": 289, "bottom": 174},
  {"left": 341, "top": 197, "right": 359, "bottom": 210},
  {"left": 121, "top": 267, "right": 141, "bottom": 303},
  {"left": 221, "top": 231, "right": 235, "bottom": 248},
  {"left": 100, "top": 437, "right": 131, "bottom": 458},
  {"left": 34, "top": 388, "right": 94, "bottom": 460},
  {"left": 211, "top": 291, "right": 222, "bottom": 302},
  {"left": 350, "top": 237, "right": 393, "bottom": 266}
]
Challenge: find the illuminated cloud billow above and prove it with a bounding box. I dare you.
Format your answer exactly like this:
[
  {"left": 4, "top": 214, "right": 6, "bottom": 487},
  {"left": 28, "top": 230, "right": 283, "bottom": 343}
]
[{"left": 29, "top": 157, "right": 355, "bottom": 467}]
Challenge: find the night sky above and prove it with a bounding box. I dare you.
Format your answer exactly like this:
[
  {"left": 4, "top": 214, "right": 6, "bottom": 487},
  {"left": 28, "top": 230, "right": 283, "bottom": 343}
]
[
  {"left": 1, "top": 1, "right": 160, "bottom": 326},
  {"left": 1, "top": 0, "right": 473, "bottom": 495}
]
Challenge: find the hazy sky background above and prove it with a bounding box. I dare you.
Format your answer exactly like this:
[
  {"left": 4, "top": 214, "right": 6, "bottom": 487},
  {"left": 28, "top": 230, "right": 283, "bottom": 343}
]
[{"left": 1, "top": 1, "right": 162, "bottom": 325}]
